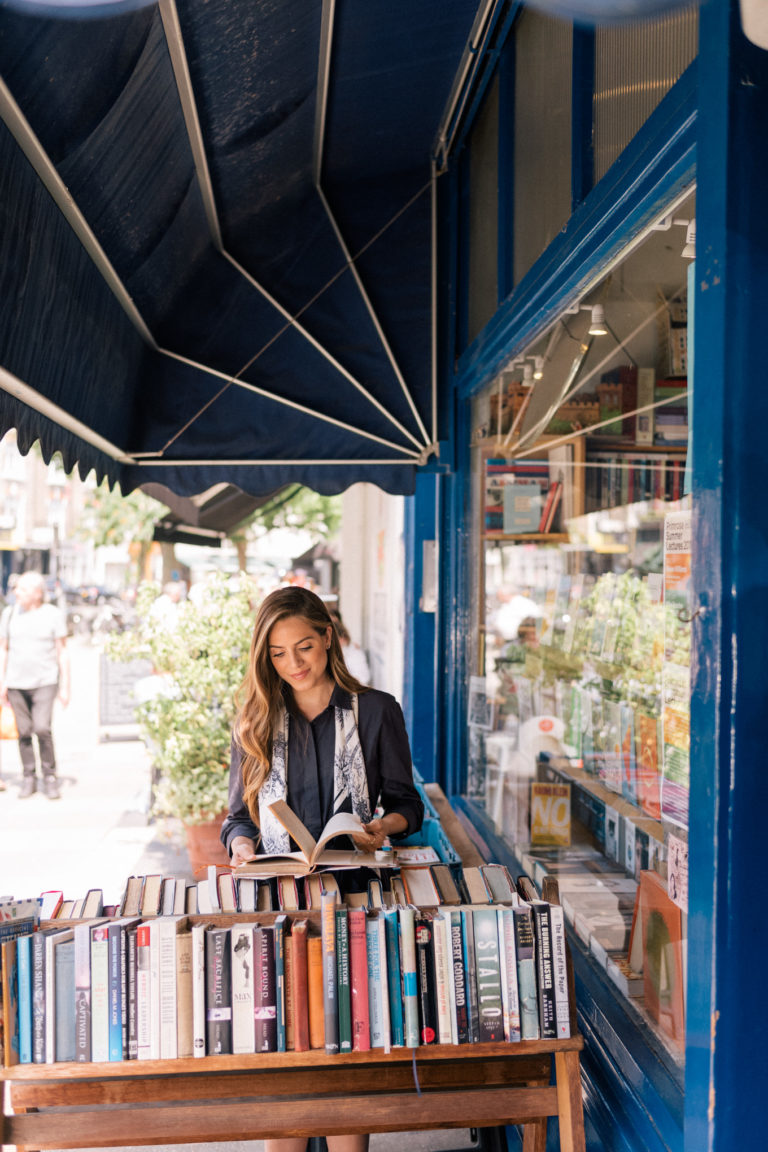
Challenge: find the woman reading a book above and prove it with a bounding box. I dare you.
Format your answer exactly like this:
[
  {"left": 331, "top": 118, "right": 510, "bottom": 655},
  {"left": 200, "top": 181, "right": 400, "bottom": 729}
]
[{"left": 222, "top": 586, "right": 423, "bottom": 1152}]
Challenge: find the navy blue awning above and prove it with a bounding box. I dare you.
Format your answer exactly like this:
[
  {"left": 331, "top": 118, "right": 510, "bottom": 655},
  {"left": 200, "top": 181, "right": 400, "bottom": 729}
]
[{"left": 0, "top": 0, "right": 478, "bottom": 496}]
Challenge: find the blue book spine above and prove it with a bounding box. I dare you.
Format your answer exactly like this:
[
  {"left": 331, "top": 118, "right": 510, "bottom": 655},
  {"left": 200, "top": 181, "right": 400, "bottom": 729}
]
[
  {"left": 107, "top": 923, "right": 124, "bottom": 1061},
  {"left": 383, "top": 909, "right": 404, "bottom": 1047},
  {"left": 16, "top": 933, "right": 33, "bottom": 1063}
]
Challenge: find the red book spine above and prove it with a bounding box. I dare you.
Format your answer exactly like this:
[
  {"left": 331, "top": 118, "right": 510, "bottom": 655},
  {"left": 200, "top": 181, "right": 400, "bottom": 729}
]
[
  {"left": 348, "top": 908, "right": 371, "bottom": 1052},
  {"left": 290, "top": 921, "right": 310, "bottom": 1053}
]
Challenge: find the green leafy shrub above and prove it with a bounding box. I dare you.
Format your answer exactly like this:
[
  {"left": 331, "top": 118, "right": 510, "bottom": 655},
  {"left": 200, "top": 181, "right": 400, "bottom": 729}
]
[{"left": 108, "top": 574, "right": 256, "bottom": 823}]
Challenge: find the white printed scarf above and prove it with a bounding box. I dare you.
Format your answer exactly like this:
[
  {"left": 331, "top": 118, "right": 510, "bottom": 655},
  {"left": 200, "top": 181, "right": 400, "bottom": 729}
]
[{"left": 258, "top": 692, "right": 371, "bottom": 854}]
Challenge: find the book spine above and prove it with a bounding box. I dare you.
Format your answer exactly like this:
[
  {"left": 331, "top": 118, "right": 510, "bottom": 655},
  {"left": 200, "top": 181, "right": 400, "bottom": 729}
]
[
  {"left": 499, "top": 908, "right": 521, "bottom": 1042},
  {"left": 204, "top": 926, "right": 232, "bottom": 1056},
  {"left": 90, "top": 925, "right": 110, "bottom": 1063},
  {"left": 414, "top": 913, "right": 437, "bottom": 1045},
  {"left": 348, "top": 907, "right": 370, "bottom": 1052},
  {"left": 231, "top": 924, "right": 255, "bottom": 1055},
  {"left": 550, "top": 905, "right": 571, "bottom": 1039},
  {"left": 307, "top": 934, "right": 325, "bottom": 1050},
  {"left": 254, "top": 925, "right": 277, "bottom": 1053},
  {"left": 531, "top": 903, "right": 557, "bottom": 1040},
  {"left": 2, "top": 939, "right": 20, "bottom": 1067},
  {"left": 44, "top": 935, "right": 56, "bottom": 1064},
  {"left": 273, "top": 916, "right": 287, "bottom": 1053},
  {"left": 335, "top": 907, "right": 352, "bottom": 1053},
  {"left": 157, "top": 922, "right": 178, "bottom": 1060},
  {"left": 126, "top": 927, "right": 138, "bottom": 1059},
  {"left": 513, "top": 906, "right": 540, "bottom": 1040},
  {"left": 460, "top": 907, "right": 479, "bottom": 1044},
  {"left": 54, "top": 939, "right": 76, "bottom": 1063},
  {"left": 107, "top": 923, "right": 124, "bottom": 1061},
  {"left": 321, "top": 892, "right": 339, "bottom": 1055},
  {"left": 74, "top": 923, "right": 92, "bottom": 1063},
  {"left": 16, "top": 933, "right": 33, "bottom": 1063},
  {"left": 398, "top": 907, "right": 419, "bottom": 1048},
  {"left": 366, "top": 913, "right": 389, "bottom": 1052},
  {"left": 448, "top": 911, "right": 469, "bottom": 1044},
  {"left": 284, "top": 934, "right": 295, "bottom": 1050},
  {"left": 135, "top": 924, "right": 152, "bottom": 1060},
  {"left": 473, "top": 908, "right": 504, "bottom": 1042},
  {"left": 383, "top": 908, "right": 404, "bottom": 1047},
  {"left": 290, "top": 921, "right": 310, "bottom": 1053},
  {"left": 191, "top": 923, "right": 207, "bottom": 1057},
  {"left": 432, "top": 912, "right": 453, "bottom": 1044}
]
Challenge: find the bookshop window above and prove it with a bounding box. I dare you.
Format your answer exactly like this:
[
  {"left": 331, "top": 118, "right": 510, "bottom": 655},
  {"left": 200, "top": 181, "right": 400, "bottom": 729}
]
[{"left": 468, "top": 192, "right": 694, "bottom": 1070}]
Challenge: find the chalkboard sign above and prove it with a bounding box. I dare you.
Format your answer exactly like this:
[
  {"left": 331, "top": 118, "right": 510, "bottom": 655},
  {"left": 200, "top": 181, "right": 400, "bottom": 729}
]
[{"left": 99, "top": 654, "right": 153, "bottom": 728}]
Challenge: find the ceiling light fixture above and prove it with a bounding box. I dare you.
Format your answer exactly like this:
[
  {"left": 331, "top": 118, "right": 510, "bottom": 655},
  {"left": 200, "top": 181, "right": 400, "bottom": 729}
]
[
  {"left": 588, "top": 304, "right": 608, "bottom": 336},
  {"left": 532, "top": 356, "right": 544, "bottom": 380},
  {"left": 522, "top": 362, "right": 534, "bottom": 386},
  {"left": 681, "top": 218, "right": 696, "bottom": 259}
]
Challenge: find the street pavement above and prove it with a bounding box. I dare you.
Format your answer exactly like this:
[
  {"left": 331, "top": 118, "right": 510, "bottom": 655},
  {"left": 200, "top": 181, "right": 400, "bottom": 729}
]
[
  {"left": 0, "top": 637, "right": 474, "bottom": 1152},
  {"left": 0, "top": 636, "right": 193, "bottom": 909}
]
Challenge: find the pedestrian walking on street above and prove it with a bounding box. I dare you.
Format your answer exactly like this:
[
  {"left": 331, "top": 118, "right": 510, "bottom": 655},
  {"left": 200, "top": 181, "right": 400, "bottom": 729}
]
[{"left": 0, "top": 570, "right": 70, "bottom": 799}]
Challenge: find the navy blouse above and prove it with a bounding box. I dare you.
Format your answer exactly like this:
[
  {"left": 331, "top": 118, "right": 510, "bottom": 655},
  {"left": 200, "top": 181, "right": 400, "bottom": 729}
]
[{"left": 220, "top": 685, "right": 424, "bottom": 855}]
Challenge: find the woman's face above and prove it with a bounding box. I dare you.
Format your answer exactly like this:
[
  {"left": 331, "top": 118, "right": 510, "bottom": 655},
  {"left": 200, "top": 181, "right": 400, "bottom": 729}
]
[{"left": 267, "top": 614, "right": 332, "bottom": 697}]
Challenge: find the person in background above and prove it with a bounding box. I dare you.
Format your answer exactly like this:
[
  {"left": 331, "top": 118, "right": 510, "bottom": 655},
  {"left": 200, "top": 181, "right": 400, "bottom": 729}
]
[
  {"left": 330, "top": 609, "right": 371, "bottom": 685},
  {"left": 222, "top": 588, "right": 422, "bottom": 1152},
  {"left": 0, "top": 570, "right": 70, "bottom": 799}
]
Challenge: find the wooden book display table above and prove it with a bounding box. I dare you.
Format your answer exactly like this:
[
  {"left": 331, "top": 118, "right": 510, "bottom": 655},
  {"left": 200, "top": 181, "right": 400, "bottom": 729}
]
[{"left": 2, "top": 1034, "right": 585, "bottom": 1152}]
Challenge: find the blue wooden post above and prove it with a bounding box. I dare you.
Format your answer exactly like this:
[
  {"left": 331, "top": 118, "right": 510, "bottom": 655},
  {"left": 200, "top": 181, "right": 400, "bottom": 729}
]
[
  {"left": 403, "top": 468, "right": 439, "bottom": 783},
  {"left": 687, "top": 3, "right": 768, "bottom": 1150}
]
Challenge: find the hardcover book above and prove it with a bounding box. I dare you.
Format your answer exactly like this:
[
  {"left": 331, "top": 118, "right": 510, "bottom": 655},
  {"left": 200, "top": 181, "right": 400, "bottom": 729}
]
[
  {"left": 335, "top": 907, "right": 352, "bottom": 1053},
  {"left": 512, "top": 906, "right": 539, "bottom": 1040},
  {"left": 383, "top": 907, "right": 405, "bottom": 1047},
  {"left": 497, "top": 907, "right": 521, "bottom": 1042},
  {"left": 204, "top": 925, "right": 232, "bottom": 1056},
  {"left": 414, "top": 912, "right": 437, "bottom": 1045},
  {"left": 230, "top": 923, "right": 256, "bottom": 1054},
  {"left": 321, "top": 891, "right": 339, "bottom": 1054},
  {"left": 447, "top": 909, "right": 469, "bottom": 1043},
  {"left": 348, "top": 907, "right": 371, "bottom": 1052},
  {"left": 54, "top": 936, "right": 76, "bottom": 1063},
  {"left": 398, "top": 906, "right": 420, "bottom": 1048},
  {"left": 90, "top": 922, "right": 111, "bottom": 1063},
  {"left": 307, "top": 933, "right": 325, "bottom": 1049},
  {"left": 472, "top": 908, "right": 504, "bottom": 1042},
  {"left": 254, "top": 924, "right": 277, "bottom": 1052},
  {"left": 365, "top": 911, "right": 390, "bottom": 1051},
  {"left": 290, "top": 919, "right": 310, "bottom": 1052},
  {"left": 549, "top": 905, "right": 571, "bottom": 1038},
  {"left": 273, "top": 915, "right": 288, "bottom": 1052},
  {"left": 530, "top": 902, "right": 557, "bottom": 1040}
]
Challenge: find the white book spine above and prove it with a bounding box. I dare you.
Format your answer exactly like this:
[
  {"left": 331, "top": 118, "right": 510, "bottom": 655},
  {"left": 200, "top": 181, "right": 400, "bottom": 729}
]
[
  {"left": 191, "top": 923, "right": 207, "bottom": 1057},
  {"left": 366, "top": 916, "right": 385, "bottom": 1050},
  {"left": 440, "top": 912, "right": 458, "bottom": 1045},
  {"left": 136, "top": 927, "right": 152, "bottom": 1061},
  {"left": 377, "top": 912, "right": 391, "bottom": 1053},
  {"left": 432, "top": 912, "right": 453, "bottom": 1045},
  {"left": 230, "top": 925, "right": 256, "bottom": 1054},
  {"left": 550, "top": 905, "right": 571, "bottom": 1039},
  {"left": 148, "top": 924, "right": 162, "bottom": 1060},
  {"left": 44, "top": 935, "right": 56, "bottom": 1064},
  {"left": 500, "top": 908, "right": 521, "bottom": 1042},
  {"left": 90, "top": 927, "right": 110, "bottom": 1063},
  {"left": 156, "top": 921, "right": 179, "bottom": 1059}
]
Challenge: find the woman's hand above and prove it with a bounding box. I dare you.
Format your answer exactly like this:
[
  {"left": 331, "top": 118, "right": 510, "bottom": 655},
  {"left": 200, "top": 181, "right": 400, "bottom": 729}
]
[
  {"left": 353, "top": 813, "right": 408, "bottom": 853},
  {"left": 229, "top": 835, "right": 257, "bottom": 867}
]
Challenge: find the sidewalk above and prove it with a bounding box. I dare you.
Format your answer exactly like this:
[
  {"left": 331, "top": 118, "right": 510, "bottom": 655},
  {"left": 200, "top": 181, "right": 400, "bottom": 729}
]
[{"left": 0, "top": 637, "right": 193, "bottom": 908}]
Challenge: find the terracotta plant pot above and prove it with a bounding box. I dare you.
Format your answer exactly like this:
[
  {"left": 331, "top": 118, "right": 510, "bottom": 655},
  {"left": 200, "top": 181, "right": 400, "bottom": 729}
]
[{"left": 185, "top": 812, "right": 230, "bottom": 875}]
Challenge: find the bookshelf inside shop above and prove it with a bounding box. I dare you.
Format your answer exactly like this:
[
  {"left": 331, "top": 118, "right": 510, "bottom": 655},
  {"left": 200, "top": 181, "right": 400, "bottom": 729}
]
[
  {"left": 0, "top": 786, "right": 587, "bottom": 1152},
  {"left": 470, "top": 356, "right": 691, "bottom": 1070}
]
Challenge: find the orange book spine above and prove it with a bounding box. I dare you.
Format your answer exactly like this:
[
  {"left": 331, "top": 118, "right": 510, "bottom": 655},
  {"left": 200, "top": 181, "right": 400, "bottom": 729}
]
[
  {"left": 284, "top": 936, "right": 295, "bottom": 1051},
  {"left": 307, "top": 935, "right": 325, "bottom": 1049}
]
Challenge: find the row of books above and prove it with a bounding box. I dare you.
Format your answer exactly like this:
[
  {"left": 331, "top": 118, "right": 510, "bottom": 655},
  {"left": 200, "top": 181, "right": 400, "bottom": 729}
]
[
  {"left": 584, "top": 452, "right": 686, "bottom": 513},
  {"left": 1, "top": 881, "right": 572, "bottom": 1066},
  {"left": 36, "top": 861, "right": 521, "bottom": 923}
]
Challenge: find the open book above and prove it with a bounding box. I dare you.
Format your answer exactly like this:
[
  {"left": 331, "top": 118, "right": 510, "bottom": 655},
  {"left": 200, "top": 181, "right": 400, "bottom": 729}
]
[{"left": 234, "top": 799, "right": 394, "bottom": 877}]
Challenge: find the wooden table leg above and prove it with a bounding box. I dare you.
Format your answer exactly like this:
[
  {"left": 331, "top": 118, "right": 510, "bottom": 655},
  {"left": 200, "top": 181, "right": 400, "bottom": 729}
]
[
  {"left": 554, "top": 1049, "right": 586, "bottom": 1152},
  {"left": 522, "top": 1117, "right": 548, "bottom": 1152}
]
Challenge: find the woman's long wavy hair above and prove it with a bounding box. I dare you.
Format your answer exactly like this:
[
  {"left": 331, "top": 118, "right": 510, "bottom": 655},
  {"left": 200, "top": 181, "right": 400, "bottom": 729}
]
[{"left": 236, "top": 586, "right": 367, "bottom": 824}]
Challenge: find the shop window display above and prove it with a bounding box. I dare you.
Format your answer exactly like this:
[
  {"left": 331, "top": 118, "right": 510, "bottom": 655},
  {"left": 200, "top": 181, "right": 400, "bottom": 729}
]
[{"left": 467, "top": 195, "right": 694, "bottom": 1069}]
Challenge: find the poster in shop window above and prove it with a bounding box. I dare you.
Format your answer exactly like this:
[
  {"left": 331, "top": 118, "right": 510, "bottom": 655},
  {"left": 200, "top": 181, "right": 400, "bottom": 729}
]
[{"left": 661, "top": 510, "right": 691, "bottom": 828}]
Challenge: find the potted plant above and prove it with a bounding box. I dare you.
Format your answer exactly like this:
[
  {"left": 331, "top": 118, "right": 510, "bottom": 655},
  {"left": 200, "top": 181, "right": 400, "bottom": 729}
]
[{"left": 108, "top": 573, "right": 257, "bottom": 869}]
